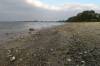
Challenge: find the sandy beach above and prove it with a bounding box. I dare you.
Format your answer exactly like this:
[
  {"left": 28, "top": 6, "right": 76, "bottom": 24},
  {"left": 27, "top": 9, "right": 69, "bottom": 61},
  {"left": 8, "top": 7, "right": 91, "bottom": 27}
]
[{"left": 0, "top": 23, "right": 100, "bottom": 66}]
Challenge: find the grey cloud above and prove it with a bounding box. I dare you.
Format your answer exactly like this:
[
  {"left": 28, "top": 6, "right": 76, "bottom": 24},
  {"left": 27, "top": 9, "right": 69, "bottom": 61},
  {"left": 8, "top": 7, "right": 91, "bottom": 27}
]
[
  {"left": 0, "top": 0, "right": 80, "bottom": 21},
  {"left": 0, "top": 0, "right": 99, "bottom": 21}
]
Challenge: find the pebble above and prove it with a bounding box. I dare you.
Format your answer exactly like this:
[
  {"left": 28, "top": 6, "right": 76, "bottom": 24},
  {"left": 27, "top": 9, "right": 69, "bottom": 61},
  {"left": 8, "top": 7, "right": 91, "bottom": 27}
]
[
  {"left": 76, "top": 65, "right": 79, "bottom": 66},
  {"left": 8, "top": 50, "right": 11, "bottom": 54},
  {"left": 67, "top": 58, "right": 72, "bottom": 62},
  {"left": 15, "top": 49, "right": 18, "bottom": 53},
  {"left": 29, "top": 28, "right": 35, "bottom": 31},
  {"left": 19, "top": 58, "right": 23, "bottom": 61},
  {"left": 10, "top": 56, "right": 16, "bottom": 62},
  {"left": 20, "top": 36, "right": 24, "bottom": 39},
  {"left": 33, "top": 38, "right": 35, "bottom": 40},
  {"left": 33, "top": 54, "right": 37, "bottom": 56},
  {"left": 50, "top": 48, "right": 54, "bottom": 51},
  {"left": 26, "top": 53, "right": 30, "bottom": 56},
  {"left": 81, "top": 61, "right": 85, "bottom": 63},
  {"left": 79, "top": 52, "right": 83, "bottom": 55},
  {"left": 84, "top": 51, "right": 88, "bottom": 54},
  {"left": 77, "top": 32, "right": 80, "bottom": 34},
  {"left": 41, "top": 48, "right": 44, "bottom": 50}
]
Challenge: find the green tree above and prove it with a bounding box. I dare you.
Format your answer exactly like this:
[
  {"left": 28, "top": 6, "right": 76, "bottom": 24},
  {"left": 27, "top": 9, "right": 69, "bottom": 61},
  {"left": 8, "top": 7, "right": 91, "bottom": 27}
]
[{"left": 66, "top": 10, "right": 100, "bottom": 22}]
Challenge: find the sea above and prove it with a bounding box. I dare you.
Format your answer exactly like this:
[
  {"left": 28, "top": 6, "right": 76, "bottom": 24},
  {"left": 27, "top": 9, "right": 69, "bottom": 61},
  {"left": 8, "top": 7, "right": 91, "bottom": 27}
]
[
  {"left": 0, "top": 22, "right": 64, "bottom": 33},
  {"left": 0, "top": 22, "right": 65, "bottom": 42}
]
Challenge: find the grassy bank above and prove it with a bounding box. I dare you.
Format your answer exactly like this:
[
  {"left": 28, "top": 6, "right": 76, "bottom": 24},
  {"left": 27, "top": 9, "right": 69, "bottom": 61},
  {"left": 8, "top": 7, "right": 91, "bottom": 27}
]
[{"left": 0, "top": 22, "right": 100, "bottom": 66}]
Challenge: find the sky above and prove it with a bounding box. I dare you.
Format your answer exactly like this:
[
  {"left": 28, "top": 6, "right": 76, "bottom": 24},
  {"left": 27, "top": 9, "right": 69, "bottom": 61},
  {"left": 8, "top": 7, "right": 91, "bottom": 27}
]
[{"left": 0, "top": 0, "right": 100, "bottom": 21}]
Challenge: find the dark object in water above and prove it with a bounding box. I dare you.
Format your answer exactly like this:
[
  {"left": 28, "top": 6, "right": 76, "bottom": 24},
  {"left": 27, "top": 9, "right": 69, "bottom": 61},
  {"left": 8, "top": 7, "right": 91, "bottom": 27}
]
[{"left": 29, "top": 28, "right": 35, "bottom": 31}]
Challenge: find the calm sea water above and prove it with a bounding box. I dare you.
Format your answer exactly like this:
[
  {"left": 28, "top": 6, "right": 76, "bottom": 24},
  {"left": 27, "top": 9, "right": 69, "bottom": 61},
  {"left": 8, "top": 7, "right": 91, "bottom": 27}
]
[
  {"left": 0, "top": 22, "right": 64, "bottom": 42},
  {"left": 0, "top": 22, "right": 64, "bottom": 33}
]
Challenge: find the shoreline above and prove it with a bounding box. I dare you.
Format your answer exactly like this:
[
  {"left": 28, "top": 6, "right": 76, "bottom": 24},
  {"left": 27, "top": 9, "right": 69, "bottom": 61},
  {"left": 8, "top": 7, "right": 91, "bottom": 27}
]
[
  {"left": 0, "top": 22, "right": 62, "bottom": 44},
  {"left": 0, "top": 24, "right": 62, "bottom": 46},
  {"left": 0, "top": 23, "right": 100, "bottom": 66}
]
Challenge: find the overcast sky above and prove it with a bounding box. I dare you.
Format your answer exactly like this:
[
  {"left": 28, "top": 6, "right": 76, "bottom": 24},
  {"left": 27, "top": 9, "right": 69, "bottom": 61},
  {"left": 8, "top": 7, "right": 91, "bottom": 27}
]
[{"left": 0, "top": 0, "right": 100, "bottom": 21}]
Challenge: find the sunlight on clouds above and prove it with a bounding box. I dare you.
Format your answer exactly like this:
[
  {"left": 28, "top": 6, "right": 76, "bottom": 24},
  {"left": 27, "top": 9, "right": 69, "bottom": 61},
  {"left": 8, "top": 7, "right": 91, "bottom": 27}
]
[
  {"left": 62, "top": 3, "right": 99, "bottom": 10},
  {"left": 26, "top": 0, "right": 100, "bottom": 11},
  {"left": 26, "top": 0, "right": 61, "bottom": 10},
  {"left": 27, "top": 0, "right": 43, "bottom": 7}
]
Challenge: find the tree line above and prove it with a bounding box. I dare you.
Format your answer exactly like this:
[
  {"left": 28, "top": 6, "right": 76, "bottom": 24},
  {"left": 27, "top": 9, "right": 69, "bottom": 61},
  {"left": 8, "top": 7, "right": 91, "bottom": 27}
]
[{"left": 66, "top": 10, "right": 100, "bottom": 22}]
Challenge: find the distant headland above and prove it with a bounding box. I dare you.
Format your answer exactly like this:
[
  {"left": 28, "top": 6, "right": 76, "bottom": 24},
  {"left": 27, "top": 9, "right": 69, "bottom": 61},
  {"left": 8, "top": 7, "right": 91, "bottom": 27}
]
[{"left": 65, "top": 10, "right": 100, "bottom": 22}]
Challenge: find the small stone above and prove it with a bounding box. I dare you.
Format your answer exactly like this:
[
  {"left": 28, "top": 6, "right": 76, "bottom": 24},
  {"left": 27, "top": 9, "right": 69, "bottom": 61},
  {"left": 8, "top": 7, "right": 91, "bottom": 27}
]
[
  {"left": 20, "top": 36, "right": 24, "bottom": 39},
  {"left": 8, "top": 50, "right": 11, "bottom": 54},
  {"left": 41, "top": 48, "right": 44, "bottom": 50},
  {"left": 29, "top": 28, "right": 35, "bottom": 31},
  {"left": 77, "top": 32, "right": 80, "bottom": 34},
  {"left": 79, "top": 52, "right": 83, "bottom": 55},
  {"left": 16, "top": 49, "right": 18, "bottom": 53},
  {"left": 50, "top": 48, "right": 54, "bottom": 51},
  {"left": 76, "top": 65, "right": 79, "bottom": 66},
  {"left": 5, "top": 33, "right": 9, "bottom": 35},
  {"left": 19, "top": 58, "right": 23, "bottom": 61},
  {"left": 31, "top": 31, "right": 37, "bottom": 35},
  {"left": 33, "top": 54, "right": 37, "bottom": 56},
  {"left": 10, "top": 56, "right": 16, "bottom": 62},
  {"left": 67, "top": 58, "right": 72, "bottom": 62},
  {"left": 26, "top": 53, "right": 30, "bottom": 56},
  {"left": 81, "top": 61, "right": 85, "bottom": 63},
  {"left": 33, "top": 38, "right": 35, "bottom": 40},
  {"left": 84, "top": 51, "right": 88, "bottom": 54}
]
